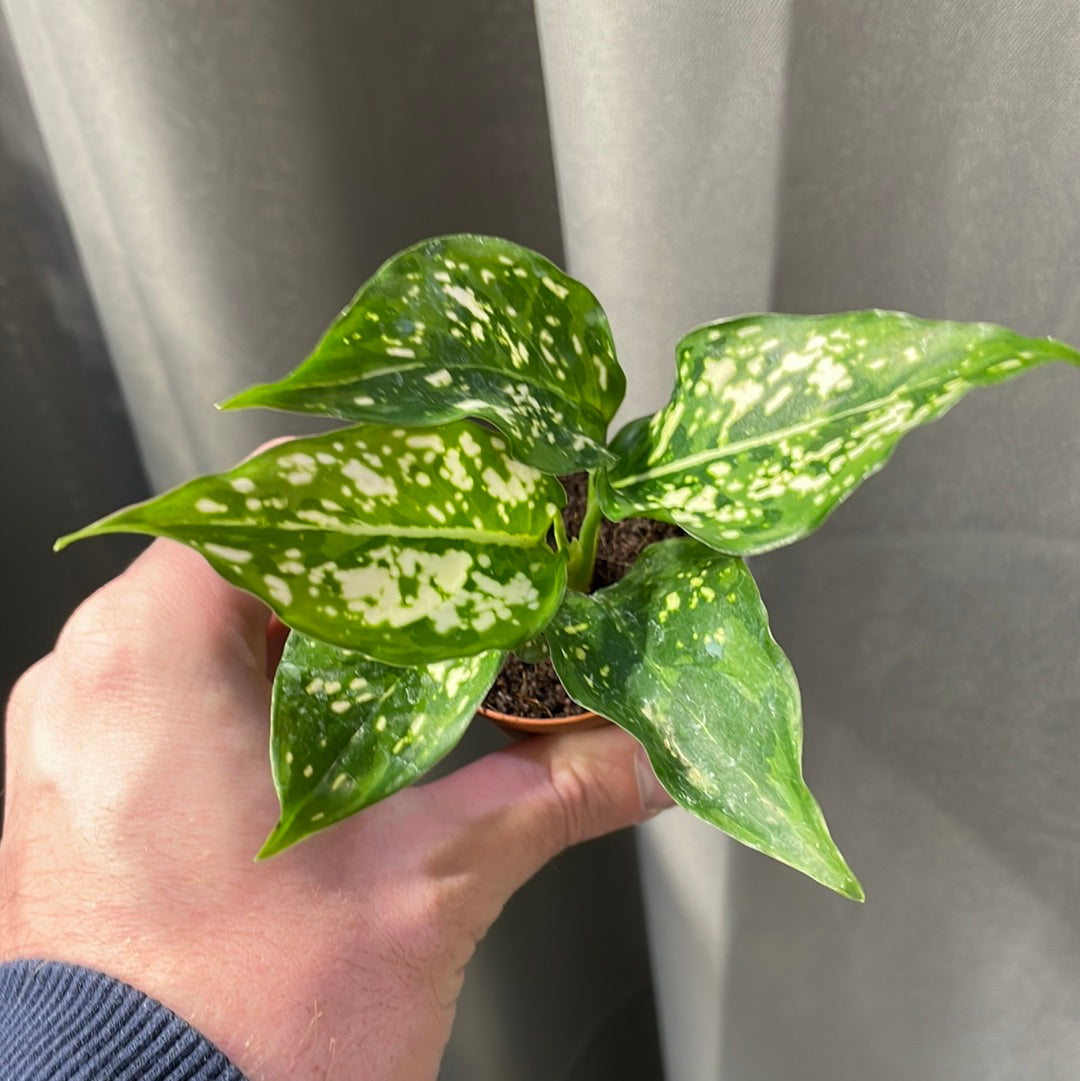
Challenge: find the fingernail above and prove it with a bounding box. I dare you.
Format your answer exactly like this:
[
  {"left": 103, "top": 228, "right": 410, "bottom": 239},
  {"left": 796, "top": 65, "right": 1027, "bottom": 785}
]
[{"left": 635, "top": 747, "right": 675, "bottom": 816}]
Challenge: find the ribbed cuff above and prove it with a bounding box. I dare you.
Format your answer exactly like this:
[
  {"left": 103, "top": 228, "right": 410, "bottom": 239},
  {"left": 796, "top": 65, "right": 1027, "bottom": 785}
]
[{"left": 0, "top": 960, "right": 246, "bottom": 1080}]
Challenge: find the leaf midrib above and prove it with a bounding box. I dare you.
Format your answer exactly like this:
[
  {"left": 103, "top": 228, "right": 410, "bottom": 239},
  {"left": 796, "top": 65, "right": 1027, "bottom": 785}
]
[
  {"left": 596, "top": 593, "right": 833, "bottom": 866},
  {"left": 283, "top": 652, "right": 495, "bottom": 834},
  {"left": 277, "top": 658, "right": 412, "bottom": 834},
  {"left": 281, "top": 354, "right": 613, "bottom": 425},
  {"left": 223, "top": 520, "right": 549, "bottom": 547},
  {"left": 73, "top": 518, "right": 554, "bottom": 550},
  {"left": 610, "top": 368, "right": 973, "bottom": 489},
  {"left": 581, "top": 594, "right": 789, "bottom": 830}
]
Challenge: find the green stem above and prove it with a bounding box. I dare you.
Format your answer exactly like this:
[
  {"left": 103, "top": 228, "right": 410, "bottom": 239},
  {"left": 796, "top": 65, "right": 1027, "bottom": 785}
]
[
  {"left": 552, "top": 507, "right": 569, "bottom": 553},
  {"left": 567, "top": 473, "right": 603, "bottom": 593}
]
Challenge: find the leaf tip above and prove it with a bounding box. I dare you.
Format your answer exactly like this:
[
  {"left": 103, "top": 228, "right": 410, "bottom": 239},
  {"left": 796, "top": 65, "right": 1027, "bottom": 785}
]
[
  {"left": 1049, "top": 335, "right": 1080, "bottom": 367},
  {"left": 836, "top": 870, "right": 866, "bottom": 903},
  {"left": 53, "top": 526, "right": 92, "bottom": 552},
  {"left": 255, "top": 821, "right": 296, "bottom": 861},
  {"left": 817, "top": 842, "right": 865, "bottom": 902},
  {"left": 216, "top": 384, "right": 268, "bottom": 412}
]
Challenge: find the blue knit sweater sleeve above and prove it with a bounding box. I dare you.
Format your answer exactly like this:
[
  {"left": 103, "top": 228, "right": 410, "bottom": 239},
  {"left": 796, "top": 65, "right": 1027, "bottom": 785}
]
[{"left": 0, "top": 960, "right": 247, "bottom": 1080}]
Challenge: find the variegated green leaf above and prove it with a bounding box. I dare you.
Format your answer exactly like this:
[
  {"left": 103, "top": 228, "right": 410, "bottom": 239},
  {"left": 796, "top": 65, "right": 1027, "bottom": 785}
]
[
  {"left": 546, "top": 538, "right": 863, "bottom": 900},
  {"left": 220, "top": 235, "right": 625, "bottom": 474},
  {"left": 56, "top": 420, "right": 567, "bottom": 663},
  {"left": 599, "top": 313, "right": 1080, "bottom": 554},
  {"left": 260, "top": 632, "right": 502, "bottom": 857}
]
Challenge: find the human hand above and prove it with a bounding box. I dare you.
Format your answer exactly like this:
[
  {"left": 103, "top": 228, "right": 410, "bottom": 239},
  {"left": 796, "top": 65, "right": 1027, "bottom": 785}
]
[{"left": 0, "top": 539, "right": 672, "bottom": 1081}]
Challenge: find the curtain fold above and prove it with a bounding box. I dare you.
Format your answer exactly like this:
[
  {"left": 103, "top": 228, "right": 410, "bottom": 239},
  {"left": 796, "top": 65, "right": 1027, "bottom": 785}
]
[
  {"left": 2, "top": 3, "right": 662, "bottom": 1078},
  {"left": 2, "top": 0, "right": 574, "bottom": 488},
  {"left": 9, "top": 0, "right": 1080, "bottom": 1077},
  {"left": 536, "top": 2, "right": 1080, "bottom": 1078}
]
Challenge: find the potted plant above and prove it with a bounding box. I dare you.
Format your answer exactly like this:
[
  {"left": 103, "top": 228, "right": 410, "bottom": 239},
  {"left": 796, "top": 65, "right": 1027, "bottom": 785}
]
[{"left": 56, "top": 234, "right": 1080, "bottom": 901}]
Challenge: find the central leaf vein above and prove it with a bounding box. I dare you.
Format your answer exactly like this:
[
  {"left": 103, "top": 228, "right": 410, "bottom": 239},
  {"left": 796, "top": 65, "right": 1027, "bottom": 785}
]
[{"left": 611, "top": 370, "right": 971, "bottom": 489}]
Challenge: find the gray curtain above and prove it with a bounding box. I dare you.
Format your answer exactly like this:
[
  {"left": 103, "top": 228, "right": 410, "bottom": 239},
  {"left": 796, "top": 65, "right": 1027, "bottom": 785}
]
[
  {"left": 6, "top": 1, "right": 1080, "bottom": 1078},
  {"left": 1, "top": 3, "right": 661, "bottom": 1078},
  {"left": 538, "top": 3, "right": 1080, "bottom": 1079}
]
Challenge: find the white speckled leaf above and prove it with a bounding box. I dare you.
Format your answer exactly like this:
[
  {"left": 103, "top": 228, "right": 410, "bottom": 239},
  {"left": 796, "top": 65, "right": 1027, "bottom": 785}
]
[
  {"left": 56, "top": 420, "right": 566, "bottom": 662},
  {"left": 546, "top": 538, "right": 863, "bottom": 900},
  {"left": 599, "top": 313, "right": 1080, "bottom": 554},
  {"left": 221, "top": 235, "right": 625, "bottom": 474},
  {"left": 260, "top": 633, "right": 502, "bottom": 857}
]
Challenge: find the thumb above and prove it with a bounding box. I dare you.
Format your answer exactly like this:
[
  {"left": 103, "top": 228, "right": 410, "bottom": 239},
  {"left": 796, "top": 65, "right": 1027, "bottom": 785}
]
[{"left": 412, "top": 725, "right": 674, "bottom": 923}]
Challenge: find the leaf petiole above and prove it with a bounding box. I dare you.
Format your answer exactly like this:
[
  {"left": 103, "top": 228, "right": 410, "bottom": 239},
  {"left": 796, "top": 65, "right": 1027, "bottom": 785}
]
[
  {"left": 567, "top": 472, "right": 603, "bottom": 593},
  {"left": 552, "top": 507, "right": 569, "bottom": 554}
]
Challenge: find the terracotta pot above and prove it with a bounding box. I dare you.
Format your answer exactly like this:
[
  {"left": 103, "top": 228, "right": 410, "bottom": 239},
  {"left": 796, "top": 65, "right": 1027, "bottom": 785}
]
[{"left": 477, "top": 704, "right": 608, "bottom": 736}]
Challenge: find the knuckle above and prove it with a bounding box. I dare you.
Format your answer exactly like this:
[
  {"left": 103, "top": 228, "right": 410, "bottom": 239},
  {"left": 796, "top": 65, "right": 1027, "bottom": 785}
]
[
  {"left": 53, "top": 584, "right": 146, "bottom": 690},
  {"left": 5, "top": 656, "right": 50, "bottom": 736},
  {"left": 55, "top": 587, "right": 122, "bottom": 654},
  {"left": 546, "top": 755, "right": 594, "bottom": 851}
]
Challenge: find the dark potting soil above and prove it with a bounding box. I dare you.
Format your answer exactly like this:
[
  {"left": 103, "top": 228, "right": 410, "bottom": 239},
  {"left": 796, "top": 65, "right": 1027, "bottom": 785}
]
[
  {"left": 483, "top": 654, "right": 581, "bottom": 718},
  {"left": 481, "top": 473, "right": 682, "bottom": 720}
]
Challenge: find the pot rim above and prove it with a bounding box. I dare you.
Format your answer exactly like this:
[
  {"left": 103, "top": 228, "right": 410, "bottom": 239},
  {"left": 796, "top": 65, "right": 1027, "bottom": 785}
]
[{"left": 477, "top": 704, "right": 607, "bottom": 735}]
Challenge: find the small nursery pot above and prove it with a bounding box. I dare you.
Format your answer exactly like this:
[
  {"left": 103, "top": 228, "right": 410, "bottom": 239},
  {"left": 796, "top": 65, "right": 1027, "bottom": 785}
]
[{"left": 477, "top": 704, "right": 608, "bottom": 736}]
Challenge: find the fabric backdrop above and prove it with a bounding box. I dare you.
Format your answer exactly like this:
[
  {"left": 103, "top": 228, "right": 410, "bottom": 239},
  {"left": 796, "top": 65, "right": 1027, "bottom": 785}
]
[{"left": 6, "top": 2, "right": 1080, "bottom": 1078}]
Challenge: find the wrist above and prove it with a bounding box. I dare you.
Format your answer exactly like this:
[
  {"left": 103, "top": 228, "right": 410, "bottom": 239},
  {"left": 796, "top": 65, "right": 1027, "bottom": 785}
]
[{"left": 0, "top": 959, "right": 246, "bottom": 1080}]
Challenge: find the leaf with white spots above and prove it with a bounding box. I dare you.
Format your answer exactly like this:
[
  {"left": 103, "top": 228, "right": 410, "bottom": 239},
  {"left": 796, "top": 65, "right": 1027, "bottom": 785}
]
[
  {"left": 546, "top": 538, "right": 863, "bottom": 900},
  {"left": 260, "top": 633, "right": 502, "bottom": 856},
  {"left": 598, "top": 312, "right": 1080, "bottom": 554},
  {"left": 56, "top": 420, "right": 567, "bottom": 662},
  {"left": 220, "top": 235, "right": 625, "bottom": 474}
]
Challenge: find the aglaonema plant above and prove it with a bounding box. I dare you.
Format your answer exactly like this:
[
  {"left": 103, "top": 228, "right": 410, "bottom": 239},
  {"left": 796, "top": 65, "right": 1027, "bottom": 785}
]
[{"left": 56, "top": 235, "right": 1080, "bottom": 901}]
